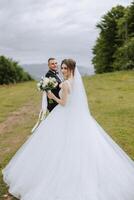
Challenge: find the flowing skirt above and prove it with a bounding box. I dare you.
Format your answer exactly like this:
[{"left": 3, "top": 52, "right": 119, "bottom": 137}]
[{"left": 2, "top": 104, "right": 134, "bottom": 200}]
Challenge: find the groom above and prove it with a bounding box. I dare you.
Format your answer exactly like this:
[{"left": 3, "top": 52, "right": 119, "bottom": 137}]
[{"left": 45, "top": 58, "right": 62, "bottom": 112}]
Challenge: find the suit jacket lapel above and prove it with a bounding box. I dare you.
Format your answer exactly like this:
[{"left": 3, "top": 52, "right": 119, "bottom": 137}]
[{"left": 48, "top": 70, "right": 62, "bottom": 82}]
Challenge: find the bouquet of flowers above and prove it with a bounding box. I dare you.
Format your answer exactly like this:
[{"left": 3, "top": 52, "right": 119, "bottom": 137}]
[
  {"left": 37, "top": 76, "right": 58, "bottom": 103},
  {"left": 37, "top": 76, "right": 58, "bottom": 92},
  {"left": 31, "top": 76, "right": 58, "bottom": 133}
]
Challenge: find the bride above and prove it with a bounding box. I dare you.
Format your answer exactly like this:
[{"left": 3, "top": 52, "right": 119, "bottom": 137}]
[{"left": 2, "top": 59, "right": 134, "bottom": 200}]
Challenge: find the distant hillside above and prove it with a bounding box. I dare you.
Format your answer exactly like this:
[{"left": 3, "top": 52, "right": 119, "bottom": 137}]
[{"left": 22, "top": 63, "right": 94, "bottom": 80}]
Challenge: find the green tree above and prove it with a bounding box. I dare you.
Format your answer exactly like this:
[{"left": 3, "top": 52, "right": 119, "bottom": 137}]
[
  {"left": 113, "top": 37, "right": 134, "bottom": 70},
  {"left": 117, "top": 2, "right": 134, "bottom": 42},
  {"left": 0, "top": 55, "right": 33, "bottom": 84},
  {"left": 126, "top": 1, "right": 134, "bottom": 37},
  {"left": 113, "top": 1, "right": 134, "bottom": 71},
  {"left": 92, "top": 5, "right": 125, "bottom": 73}
]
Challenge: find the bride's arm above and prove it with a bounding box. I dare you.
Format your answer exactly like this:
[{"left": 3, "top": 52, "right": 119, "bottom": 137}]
[{"left": 47, "top": 82, "right": 69, "bottom": 106}]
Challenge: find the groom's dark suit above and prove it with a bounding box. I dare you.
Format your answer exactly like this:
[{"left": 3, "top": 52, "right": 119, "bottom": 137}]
[{"left": 45, "top": 70, "right": 62, "bottom": 112}]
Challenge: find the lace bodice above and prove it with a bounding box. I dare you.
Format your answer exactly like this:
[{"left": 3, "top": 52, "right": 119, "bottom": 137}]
[{"left": 59, "top": 80, "right": 72, "bottom": 100}]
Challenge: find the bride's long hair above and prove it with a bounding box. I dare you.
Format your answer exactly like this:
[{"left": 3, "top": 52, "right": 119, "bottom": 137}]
[{"left": 60, "top": 58, "right": 76, "bottom": 77}]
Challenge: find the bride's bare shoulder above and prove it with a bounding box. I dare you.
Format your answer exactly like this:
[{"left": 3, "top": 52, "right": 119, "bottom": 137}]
[
  {"left": 60, "top": 81, "right": 68, "bottom": 87},
  {"left": 59, "top": 81, "right": 70, "bottom": 91}
]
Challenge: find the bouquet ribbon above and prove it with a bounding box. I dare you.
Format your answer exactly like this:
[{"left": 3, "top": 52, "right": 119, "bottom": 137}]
[{"left": 31, "top": 91, "right": 47, "bottom": 133}]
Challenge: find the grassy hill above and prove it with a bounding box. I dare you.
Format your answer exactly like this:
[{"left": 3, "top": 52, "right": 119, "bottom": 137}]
[{"left": 0, "top": 71, "right": 134, "bottom": 199}]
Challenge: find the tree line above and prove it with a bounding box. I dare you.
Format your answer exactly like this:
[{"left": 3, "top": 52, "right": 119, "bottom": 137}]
[
  {"left": 92, "top": 1, "right": 134, "bottom": 73},
  {"left": 0, "top": 55, "right": 33, "bottom": 84}
]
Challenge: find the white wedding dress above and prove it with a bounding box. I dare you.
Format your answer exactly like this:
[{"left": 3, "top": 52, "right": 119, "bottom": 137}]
[{"left": 2, "top": 68, "right": 134, "bottom": 200}]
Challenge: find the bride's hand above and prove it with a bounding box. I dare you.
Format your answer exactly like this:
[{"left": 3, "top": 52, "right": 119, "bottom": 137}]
[{"left": 47, "top": 91, "right": 55, "bottom": 100}]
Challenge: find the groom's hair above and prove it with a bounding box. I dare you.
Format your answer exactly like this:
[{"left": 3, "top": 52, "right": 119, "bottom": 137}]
[{"left": 48, "top": 57, "right": 56, "bottom": 64}]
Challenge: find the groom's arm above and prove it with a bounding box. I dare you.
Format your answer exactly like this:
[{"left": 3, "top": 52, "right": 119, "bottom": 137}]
[{"left": 45, "top": 73, "right": 50, "bottom": 78}]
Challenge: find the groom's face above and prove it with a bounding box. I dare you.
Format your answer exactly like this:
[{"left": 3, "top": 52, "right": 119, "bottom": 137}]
[{"left": 48, "top": 59, "right": 58, "bottom": 71}]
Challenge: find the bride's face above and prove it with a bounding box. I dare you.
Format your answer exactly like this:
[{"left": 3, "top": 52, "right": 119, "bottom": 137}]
[{"left": 61, "top": 64, "right": 71, "bottom": 79}]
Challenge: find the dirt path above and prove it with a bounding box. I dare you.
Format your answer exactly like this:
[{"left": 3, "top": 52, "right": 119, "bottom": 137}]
[
  {"left": 0, "top": 100, "right": 40, "bottom": 165},
  {"left": 1, "top": 101, "right": 40, "bottom": 200},
  {"left": 3, "top": 193, "right": 15, "bottom": 200},
  {"left": 0, "top": 101, "right": 40, "bottom": 135}
]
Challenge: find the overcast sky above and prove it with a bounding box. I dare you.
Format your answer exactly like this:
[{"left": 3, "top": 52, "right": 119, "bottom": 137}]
[{"left": 0, "top": 0, "right": 131, "bottom": 68}]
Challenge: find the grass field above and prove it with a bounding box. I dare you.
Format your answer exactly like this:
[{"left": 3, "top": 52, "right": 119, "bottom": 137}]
[{"left": 0, "top": 71, "right": 134, "bottom": 199}]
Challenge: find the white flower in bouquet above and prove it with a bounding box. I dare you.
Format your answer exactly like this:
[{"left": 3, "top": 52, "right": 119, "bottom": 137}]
[
  {"left": 37, "top": 76, "right": 58, "bottom": 92},
  {"left": 42, "top": 77, "right": 50, "bottom": 87},
  {"left": 32, "top": 76, "right": 58, "bottom": 133}
]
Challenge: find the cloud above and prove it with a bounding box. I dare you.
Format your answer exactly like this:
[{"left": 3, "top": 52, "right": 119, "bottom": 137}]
[{"left": 0, "top": 0, "right": 131, "bottom": 67}]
